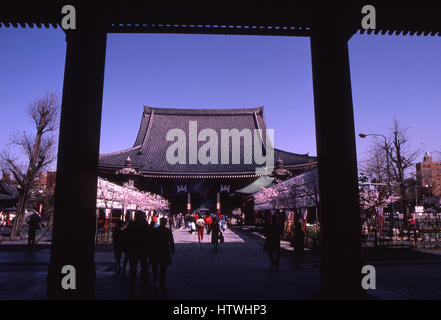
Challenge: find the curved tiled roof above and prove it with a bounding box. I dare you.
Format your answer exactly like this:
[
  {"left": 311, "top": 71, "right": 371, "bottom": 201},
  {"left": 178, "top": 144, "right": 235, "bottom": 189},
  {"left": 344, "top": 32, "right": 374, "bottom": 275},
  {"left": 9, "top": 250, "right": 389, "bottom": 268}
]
[
  {"left": 99, "top": 106, "right": 315, "bottom": 175},
  {"left": 0, "top": 182, "right": 19, "bottom": 201}
]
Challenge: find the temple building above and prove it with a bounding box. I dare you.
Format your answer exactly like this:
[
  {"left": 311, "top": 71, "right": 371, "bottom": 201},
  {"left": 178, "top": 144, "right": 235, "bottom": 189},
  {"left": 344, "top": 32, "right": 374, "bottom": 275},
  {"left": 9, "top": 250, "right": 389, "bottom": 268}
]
[{"left": 98, "top": 106, "right": 316, "bottom": 216}]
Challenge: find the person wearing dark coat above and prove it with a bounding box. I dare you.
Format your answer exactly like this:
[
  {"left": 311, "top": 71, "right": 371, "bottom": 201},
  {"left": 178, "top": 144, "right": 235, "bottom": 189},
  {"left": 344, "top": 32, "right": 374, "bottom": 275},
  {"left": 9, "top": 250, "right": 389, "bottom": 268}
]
[
  {"left": 168, "top": 214, "right": 174, "bottom": 230},
  {"left": 150, "top": 217, "right": 175, "bottom": 287},
  {"left": 211, "top": 217, "right": 221, "bottom": 251},
  {"left": 125, "top": 211, "right": 152, "bottom": 288},
  {"left": 293, "top": 212, "right": 305, "bottom": 256},
  {"left": 112, "top": 219, "right": 123, "bottom": 271},
  {"left": 27, "top": 212, "right": 40, "bottom": 247},
  {"left": 112, "top": 219, "right": 130, "bottom": 272},
  {"left": 120, "top": 222, "right": 130, "bottom": 272},
  {"left": 263, "top": 213, "right": 283, "bottom": 269}
]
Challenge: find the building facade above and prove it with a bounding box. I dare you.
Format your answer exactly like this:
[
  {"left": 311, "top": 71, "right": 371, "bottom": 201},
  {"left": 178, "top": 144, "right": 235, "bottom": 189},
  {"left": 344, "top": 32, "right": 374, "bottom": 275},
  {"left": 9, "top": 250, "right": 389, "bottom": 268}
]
[
  {"left": 98, "top": 106, "right": 317, "bottom": 215},
  {"left": 416, "top": 152, "right": 441, "bottom": 197}
]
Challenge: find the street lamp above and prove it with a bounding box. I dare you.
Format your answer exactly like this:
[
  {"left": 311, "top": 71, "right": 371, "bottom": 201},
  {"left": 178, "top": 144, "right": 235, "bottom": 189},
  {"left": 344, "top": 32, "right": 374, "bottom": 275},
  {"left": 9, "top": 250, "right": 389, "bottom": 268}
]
[{"left": 359, "top": 133, "right": 395, "bottom": 238}]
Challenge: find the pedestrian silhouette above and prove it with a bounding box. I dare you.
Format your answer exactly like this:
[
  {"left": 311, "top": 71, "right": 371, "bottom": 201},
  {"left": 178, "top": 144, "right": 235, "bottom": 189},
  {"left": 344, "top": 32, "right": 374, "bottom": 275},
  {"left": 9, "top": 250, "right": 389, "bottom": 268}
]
[
  {"left": 150, "top": 217, "right": 175, "bottom": 287},
  {"left": 112, "top": 219, "right": 123, "bottom": 271},
  {"left": 263, "top": 213, "right": 282, "bottom": 269},
  {"left": 120, "top": 221, "right": 130, "bottom": 272},
  {"left": 112, "top": 219, "right": 130, "bottom": 272},
  {"left": 211, "top": 217, "right": 221, "bottom": 252},
  {"left": 169, "top": 214, "right": 174, "bottom": 230},
  {"left": 27, "top": 212, "right": 40, "bottom": 247},
  {"left": 125, "top": 210, "right": 152, "bottom": 296},
  {"left": 293, "top": 212, "right": 305, "bottom": 257}
]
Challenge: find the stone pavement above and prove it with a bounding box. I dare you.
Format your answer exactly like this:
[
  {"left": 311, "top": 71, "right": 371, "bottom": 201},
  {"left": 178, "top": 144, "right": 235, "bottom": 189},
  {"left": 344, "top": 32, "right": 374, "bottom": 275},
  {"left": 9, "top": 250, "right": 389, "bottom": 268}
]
[
  {"left": 0, "top": 226, "right": 321, "bottom": 300},
  {"left": 95, "top": 226, "right": 321, "bottom": 300},
  {"left": 1, "top": 226, "right": 441, "bottom": 299}
]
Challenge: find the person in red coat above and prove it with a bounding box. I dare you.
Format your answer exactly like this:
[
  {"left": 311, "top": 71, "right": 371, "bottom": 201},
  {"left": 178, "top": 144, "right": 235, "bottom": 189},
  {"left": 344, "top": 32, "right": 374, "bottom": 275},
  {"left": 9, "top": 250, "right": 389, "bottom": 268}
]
[
  {"left": 204, "top": 215, "right": 212, "bottom": 233},
  {"left": 196, "top": 216, "right": 205, "bottom": 243}
]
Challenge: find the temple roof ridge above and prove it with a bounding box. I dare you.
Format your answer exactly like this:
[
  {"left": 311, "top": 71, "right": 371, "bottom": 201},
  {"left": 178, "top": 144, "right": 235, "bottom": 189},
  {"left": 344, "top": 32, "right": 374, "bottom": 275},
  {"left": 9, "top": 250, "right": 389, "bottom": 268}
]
[
  {"left": 143, "top": 105, "right": 264, "bottom": 116},
  {"left": 99, "top": 145, "right": 141, "bottom": 157},
  {"left": 273, "top": 147, "right": 312, "bottom": 159}
]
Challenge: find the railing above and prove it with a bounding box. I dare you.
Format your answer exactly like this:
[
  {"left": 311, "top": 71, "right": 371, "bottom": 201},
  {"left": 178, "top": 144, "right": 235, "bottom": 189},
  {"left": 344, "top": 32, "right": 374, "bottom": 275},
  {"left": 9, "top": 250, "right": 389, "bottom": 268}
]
[
  {"left": 304, "top": 224, "right": 320, "bottom": 251},
  {"left": 284, "top": 217, "right": 441, "bottom": 250},
  {"left": 412, "top": 218, "right": 441, "bottom": 249},
  {"left": 362, "top": 219, "right": 411, "bottom": 248},
  {"left": 95, "top": 227, "right": 113, "bottom": 244},
  {"left": 283, "top": 223, "right": 320, "bottom": 252},
  {"left": 362, "top": 217, "right": 441, "bottom": 249}
]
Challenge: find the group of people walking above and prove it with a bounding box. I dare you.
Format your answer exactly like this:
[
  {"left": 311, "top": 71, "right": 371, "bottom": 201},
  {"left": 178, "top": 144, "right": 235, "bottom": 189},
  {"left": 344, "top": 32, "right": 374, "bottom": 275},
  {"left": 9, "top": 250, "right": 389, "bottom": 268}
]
[
  {"left": 112, "top": 211, "right": 175, "bottom": 292},
  {"left": 171, "top": 212, "right": 226, "bottom": 250},
  {"left": 111, "top": 208, "right": 304, "bottom": 297},
  {"left": 172, "top": 212, "right": 226, "bottom": 230},
  {"left": 111, "top": 210, "right": 228, "bottom": 292}
]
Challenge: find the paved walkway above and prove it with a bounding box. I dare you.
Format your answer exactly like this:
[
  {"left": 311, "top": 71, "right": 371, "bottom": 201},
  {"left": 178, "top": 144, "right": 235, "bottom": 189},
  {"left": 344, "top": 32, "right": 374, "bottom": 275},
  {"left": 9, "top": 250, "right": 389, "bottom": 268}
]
[
  {"left": 2, "top": 226, "right": 441, "bottom": 299},
  {"left": 0, "top": 226, "right": 320, "bottom": 300},
  {"left": 96, "top": 226, "right": 321, "bottom": 299}
]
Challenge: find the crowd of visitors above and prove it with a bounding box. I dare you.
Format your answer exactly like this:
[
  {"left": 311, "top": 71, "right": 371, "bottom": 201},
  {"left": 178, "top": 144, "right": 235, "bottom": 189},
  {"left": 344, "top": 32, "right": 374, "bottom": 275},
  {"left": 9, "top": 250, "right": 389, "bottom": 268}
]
[
  {"left": 170, "top": 211, "right": 226, "bottom": 250},
  {"left": 112, "top": 211, "right": 175, "bottom": 295},
  {"left": 111, "top": 210, "right": 228, "bottom": 293},
  {"left": 110, "top": 208, "right": 304, "bottom": 296}
]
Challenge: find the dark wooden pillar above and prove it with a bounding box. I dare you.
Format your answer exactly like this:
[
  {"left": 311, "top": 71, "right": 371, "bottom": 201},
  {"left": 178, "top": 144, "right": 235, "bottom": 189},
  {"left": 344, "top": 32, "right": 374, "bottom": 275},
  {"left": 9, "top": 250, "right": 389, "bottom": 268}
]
[
  {"left": 310, "top": 28, "right": 363, "bottom": 298},
  {"left": 47, "top": 28, "right": 107, "bottom": 299}
]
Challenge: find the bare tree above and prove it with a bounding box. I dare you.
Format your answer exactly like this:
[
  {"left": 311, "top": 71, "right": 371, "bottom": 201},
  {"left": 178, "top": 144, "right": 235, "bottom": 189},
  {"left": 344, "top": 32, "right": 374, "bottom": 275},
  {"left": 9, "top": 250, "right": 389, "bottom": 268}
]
[
  {"left": 1, "top": 92, "right": 60, "bottom": 237},
  {"left": 297, "top": 169, "right": 319, "bottom": 223},
  {"left": 364, "top": 120, "right": 420, "bottom": 223},
  {"left": 360, "top": 143, "right": 388, "bottom": 184},
  {"left": 387, "top": 120, "right": 420, "bottom": 219},
  {"left": 284, "top": 185, "right": 298, "bottom": 210},
  {"left": 359, "top": 145, "right": 390, "bottom": 210}
]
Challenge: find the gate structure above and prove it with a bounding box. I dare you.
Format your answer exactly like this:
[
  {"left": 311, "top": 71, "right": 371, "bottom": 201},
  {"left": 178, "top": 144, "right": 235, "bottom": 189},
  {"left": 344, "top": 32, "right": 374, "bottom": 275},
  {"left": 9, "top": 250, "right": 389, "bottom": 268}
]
[{"left": 1, "top": 2, "right": 440, "bottom": 299}]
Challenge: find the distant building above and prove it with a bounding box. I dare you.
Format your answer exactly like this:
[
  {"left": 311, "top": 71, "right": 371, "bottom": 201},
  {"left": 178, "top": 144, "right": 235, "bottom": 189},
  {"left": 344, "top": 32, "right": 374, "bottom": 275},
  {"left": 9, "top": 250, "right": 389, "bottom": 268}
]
[
  {"left": 39, "top": 171, "right": 56, "bottom": 192},
  {"left": 416, "top": 152, "right": 441, "bottom": 197},
  {"left": 31, "top": 171, "right": 56, "bottom": 194}
]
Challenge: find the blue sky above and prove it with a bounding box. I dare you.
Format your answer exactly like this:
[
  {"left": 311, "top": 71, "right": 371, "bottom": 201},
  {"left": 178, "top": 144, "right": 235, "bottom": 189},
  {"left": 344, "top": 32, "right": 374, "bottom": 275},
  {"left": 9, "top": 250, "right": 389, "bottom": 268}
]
[{"left": 1, "top": 27, "right": 440, "bottom": 169}]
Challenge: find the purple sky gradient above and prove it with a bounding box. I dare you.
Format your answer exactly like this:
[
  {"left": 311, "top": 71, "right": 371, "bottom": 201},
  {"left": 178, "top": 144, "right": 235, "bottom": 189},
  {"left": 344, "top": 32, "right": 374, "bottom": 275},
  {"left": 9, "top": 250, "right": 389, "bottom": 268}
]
[{"left": 1, "top": 28, "right": 440, "bottom": 171}]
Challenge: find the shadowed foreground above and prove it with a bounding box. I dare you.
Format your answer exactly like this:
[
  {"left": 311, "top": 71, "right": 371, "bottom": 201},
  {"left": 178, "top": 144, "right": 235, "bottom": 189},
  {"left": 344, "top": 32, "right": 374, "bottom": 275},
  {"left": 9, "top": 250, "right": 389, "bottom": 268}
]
[{"left": 2, "top": 226, "right": 441, "bottom": 299}]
